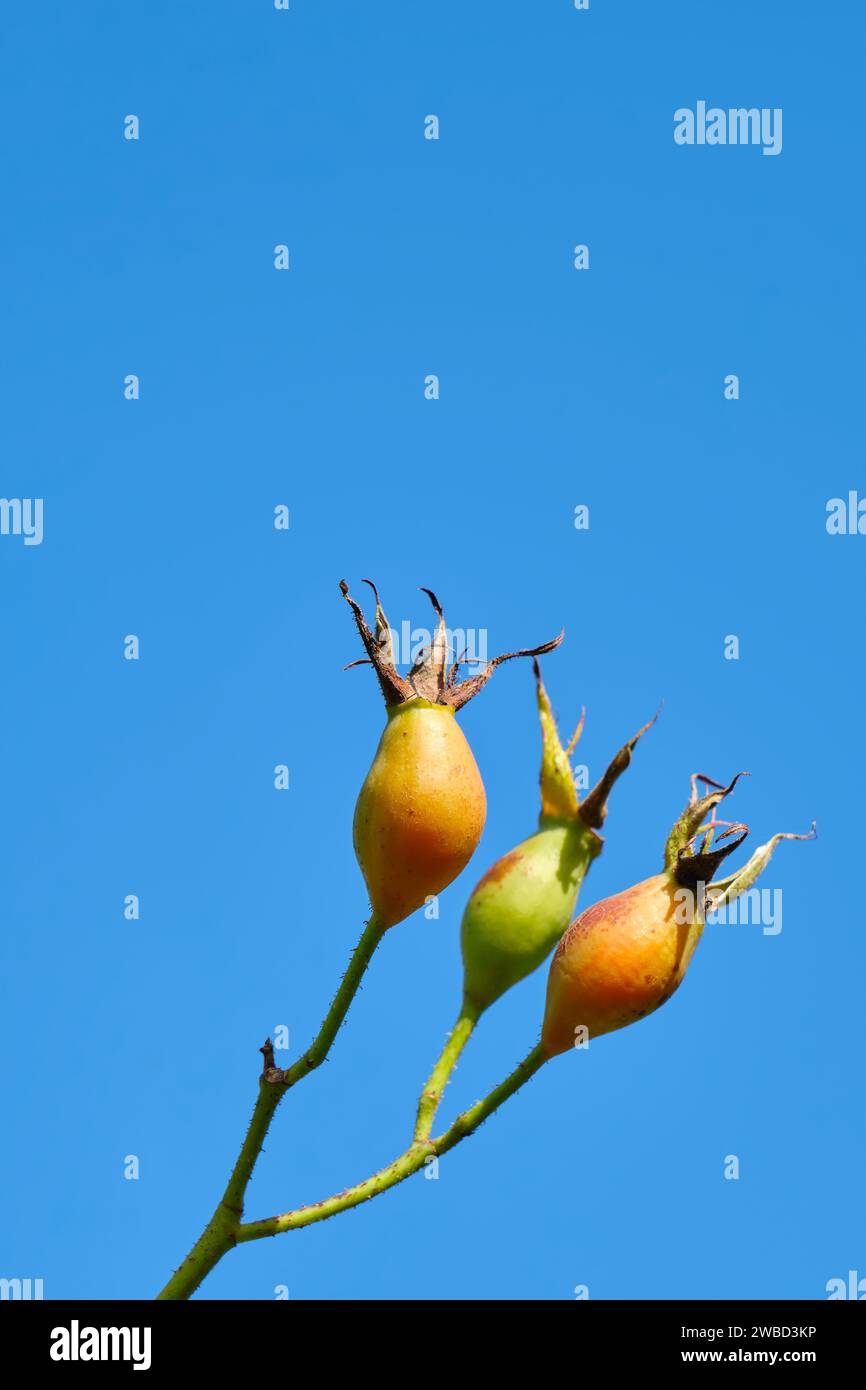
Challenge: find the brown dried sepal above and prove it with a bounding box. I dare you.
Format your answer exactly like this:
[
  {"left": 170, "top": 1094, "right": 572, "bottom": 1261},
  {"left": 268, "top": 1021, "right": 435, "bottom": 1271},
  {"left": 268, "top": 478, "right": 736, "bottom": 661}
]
[{"left": 340, "top": 579, "right": 563, "bottom": 709}]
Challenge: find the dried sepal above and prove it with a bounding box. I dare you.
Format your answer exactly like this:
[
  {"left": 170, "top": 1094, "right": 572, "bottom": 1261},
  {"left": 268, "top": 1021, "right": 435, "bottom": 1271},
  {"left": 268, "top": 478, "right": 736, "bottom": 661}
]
[
  {"left": 578, "top": 707, "right": 660, "bottom": 832},
  {"left": 664, "top": 772, "right": 748, "bottom": 872},
  {"left": 340, "top": 578, "right": 563, "bottom": 709},
  {"left": 675, "top": 820, "right": 751, "bottom": 889},
  {"left": 364, "top": 578, "right": 395, "bottom": 667},
  {"left": 706, "top": 822, "right": 817, "bottom": 912},
  {"left": 444, "top": 631, "right": 564, "bottom": 711},
  {"left": 339, "top": 580, "right": 412, "bottom": 706},
  {"left": 406, "top": 589, "right": 450, "bottom": 702}
]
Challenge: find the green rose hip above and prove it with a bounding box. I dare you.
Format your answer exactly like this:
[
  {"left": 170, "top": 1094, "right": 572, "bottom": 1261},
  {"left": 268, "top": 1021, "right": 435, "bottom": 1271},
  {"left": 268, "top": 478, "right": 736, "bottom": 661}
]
[
  {"left": 460, "top": 662, "right": 655, "bottom": 1012},
  {"left": 414, "top": 663, "right": 654, "bottom": 1140}
]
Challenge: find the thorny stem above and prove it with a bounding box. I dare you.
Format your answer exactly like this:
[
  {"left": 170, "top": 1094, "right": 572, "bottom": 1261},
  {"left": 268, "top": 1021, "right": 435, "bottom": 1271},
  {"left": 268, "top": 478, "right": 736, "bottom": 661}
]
[
  {"left": 279, "top": 914, "right": 387, "bottom": 1086},
  {"left": 413, "top": 997, "right": 481, "bottom": 1142},
  {"left": 155, "top": 914, "right": 386, "bottom": 1301},
  {"left": 236, "top": 1043, "right": 548, "bottom": 1243}
]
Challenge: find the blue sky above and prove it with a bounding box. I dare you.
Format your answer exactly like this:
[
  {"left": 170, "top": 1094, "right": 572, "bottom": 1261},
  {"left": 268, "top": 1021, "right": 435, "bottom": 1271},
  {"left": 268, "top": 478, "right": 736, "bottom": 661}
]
[{"left": 1, "top": 1, "right": 863, "bottom": 1300}]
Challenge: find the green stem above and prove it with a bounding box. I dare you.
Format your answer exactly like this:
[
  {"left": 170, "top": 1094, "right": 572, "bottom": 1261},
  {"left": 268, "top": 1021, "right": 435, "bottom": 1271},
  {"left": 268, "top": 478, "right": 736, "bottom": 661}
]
[
  {"left": 236, "top": 1042, "right": 548, "bottom": 1243},
  {"left": 155, "top": 1081, "right": 283, "bottom": 1301},
  {"left": 280, "top": 913, "right": 386, "bottom": 1086},
  {"left": 413, "top": 996, "right": 481, "bottom": 1142},
  {"left": 155, "top": 914, "right": 386, "bottom": 1301}
]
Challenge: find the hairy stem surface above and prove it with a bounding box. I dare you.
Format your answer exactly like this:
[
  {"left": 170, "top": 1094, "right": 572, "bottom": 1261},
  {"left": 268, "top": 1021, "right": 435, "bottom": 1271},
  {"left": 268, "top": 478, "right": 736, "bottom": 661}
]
[
  {"left": 237, "top": 1042, "right": 548, "bottom": 1243},
  {"left": 155, "top": 914, "right": 386, "bottom": 1300},
  {"left": 413, "top": 997, "right": 481, "bottom": 1142}
]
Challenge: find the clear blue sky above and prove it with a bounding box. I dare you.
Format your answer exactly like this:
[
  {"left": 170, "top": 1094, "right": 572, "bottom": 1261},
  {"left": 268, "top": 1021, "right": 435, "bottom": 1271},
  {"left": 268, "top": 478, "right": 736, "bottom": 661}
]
[{"left": 2, "top": 1, "right": 863, "bottom": 1300}]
